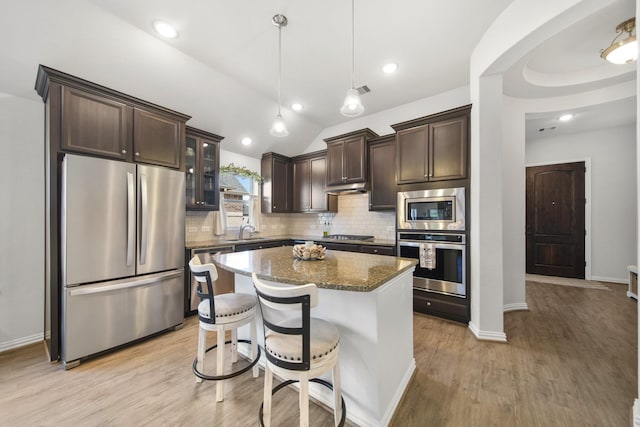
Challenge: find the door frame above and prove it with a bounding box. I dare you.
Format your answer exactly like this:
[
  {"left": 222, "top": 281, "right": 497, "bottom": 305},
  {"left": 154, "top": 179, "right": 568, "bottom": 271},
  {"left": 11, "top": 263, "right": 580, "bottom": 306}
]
[{"left": 525, "top": 157, "right": 592, "bottom": 280}]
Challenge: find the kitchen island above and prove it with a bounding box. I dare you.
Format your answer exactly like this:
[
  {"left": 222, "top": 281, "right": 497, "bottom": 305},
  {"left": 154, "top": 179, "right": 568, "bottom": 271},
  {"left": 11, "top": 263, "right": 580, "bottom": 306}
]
[{"left": 212, "top": 246, "right": 417, "bottom": 427}]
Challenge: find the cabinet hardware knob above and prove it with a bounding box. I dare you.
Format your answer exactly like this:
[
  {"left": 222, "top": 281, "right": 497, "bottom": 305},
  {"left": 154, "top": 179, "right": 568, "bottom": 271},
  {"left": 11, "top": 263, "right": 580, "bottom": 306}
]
[
  {"left": 135, "top": 152, "right": 140, "bottom": 157},
  {"left": 121, "top": 149, "right": 127, "bottom": 154},
  {"left": 426, "top": 301, "right": 431, "bottom": 306},
  {"left": 424, "top": 174, "right": 428, "bottom": 178},
  {"left": 374, "top": 249, "right": 378, "bottom": 253}
]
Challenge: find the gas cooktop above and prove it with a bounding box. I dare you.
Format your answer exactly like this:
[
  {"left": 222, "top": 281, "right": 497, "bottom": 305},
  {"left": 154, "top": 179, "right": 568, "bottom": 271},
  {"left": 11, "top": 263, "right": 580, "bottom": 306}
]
[{"left": 325, "top": 234, "right": 374, "bottom": 241}]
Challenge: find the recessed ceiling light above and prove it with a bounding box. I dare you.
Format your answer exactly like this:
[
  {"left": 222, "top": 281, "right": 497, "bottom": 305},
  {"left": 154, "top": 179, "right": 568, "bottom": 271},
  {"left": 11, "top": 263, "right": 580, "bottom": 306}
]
[
  {"left": 241, "top": 137, "right": 252, "bottom": 146},
  {"left": 291, "top": 103, "right": 303, "bottom": 111},
  {"left": 382, "top": 63, "right": 398, "bottom": 74},
  {"left": 558, "top": 114, "right": 573, "bottom": 122},
  {"left": 153, "top": 20, "right": 178, "bottom": 39}
]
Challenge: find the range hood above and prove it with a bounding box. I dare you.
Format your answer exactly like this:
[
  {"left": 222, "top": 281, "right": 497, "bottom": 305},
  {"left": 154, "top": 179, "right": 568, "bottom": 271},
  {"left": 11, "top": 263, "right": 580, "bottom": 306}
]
[{"left": 325, "top": 181, "right": 369, "bottom": 194}]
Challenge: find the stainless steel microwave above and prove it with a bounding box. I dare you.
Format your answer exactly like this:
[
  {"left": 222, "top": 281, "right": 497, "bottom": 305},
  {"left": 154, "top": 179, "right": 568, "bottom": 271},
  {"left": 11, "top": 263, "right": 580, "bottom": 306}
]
[{"left": 397, "top": 187, "right": 465, "bottom": 231}]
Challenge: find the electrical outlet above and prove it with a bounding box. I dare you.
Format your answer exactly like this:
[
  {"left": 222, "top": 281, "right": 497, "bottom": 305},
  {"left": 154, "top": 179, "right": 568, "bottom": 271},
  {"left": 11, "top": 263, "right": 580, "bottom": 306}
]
[
  {"left": 202, "top": 226, "right": 211, "bottom": 232},
  {"left": 387, "top": 225, "right": 395, "bottom": 231},
  {"left": 188, "top": 226, "right": 198, "bottom": 233}
]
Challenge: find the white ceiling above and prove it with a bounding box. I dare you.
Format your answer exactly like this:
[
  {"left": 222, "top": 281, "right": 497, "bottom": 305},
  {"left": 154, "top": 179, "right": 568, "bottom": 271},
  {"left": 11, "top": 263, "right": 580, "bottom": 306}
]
[
  {"left": 0, "top": 0, "right": 636, "bottom": 156},
  {"left": 502, "top": 0, "right": 637, "bottom": 141}
]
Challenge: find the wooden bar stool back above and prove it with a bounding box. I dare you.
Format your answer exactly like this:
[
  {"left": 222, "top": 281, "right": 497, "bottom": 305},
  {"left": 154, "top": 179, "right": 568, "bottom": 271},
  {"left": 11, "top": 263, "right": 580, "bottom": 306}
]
[
  {"left": 189, "top": 256, "right": 260, "bottom": 402},
  {"left": 252, "top": 272, "right": 345, "bottom": 427}
]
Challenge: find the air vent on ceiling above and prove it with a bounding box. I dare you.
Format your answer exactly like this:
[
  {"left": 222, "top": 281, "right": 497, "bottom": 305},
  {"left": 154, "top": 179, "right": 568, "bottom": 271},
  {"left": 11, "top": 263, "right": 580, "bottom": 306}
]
[
  {"left": 356, "top": 85, "right": 370, "bottom": 95},
  {"left": 538, "top": 126, "right": 557, "bottom": 133}
]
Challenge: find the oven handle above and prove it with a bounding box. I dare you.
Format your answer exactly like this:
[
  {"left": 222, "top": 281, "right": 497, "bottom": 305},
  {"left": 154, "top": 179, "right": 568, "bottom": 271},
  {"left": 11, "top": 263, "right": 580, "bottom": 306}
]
[{"left": 398, "top": 241, "right": 465, "bottom": 250}]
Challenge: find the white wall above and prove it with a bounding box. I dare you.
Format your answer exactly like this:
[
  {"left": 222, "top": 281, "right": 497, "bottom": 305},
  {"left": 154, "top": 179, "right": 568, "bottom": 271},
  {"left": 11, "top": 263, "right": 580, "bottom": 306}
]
[
  {"left": 305, "top": 86, "right": 470, "bottom": 153},
  {"left": 526, "top": 124, "right": 637, "bottom": 282},
  {"left": 0, "top": 95, "right": 44, "bottom": 351}
]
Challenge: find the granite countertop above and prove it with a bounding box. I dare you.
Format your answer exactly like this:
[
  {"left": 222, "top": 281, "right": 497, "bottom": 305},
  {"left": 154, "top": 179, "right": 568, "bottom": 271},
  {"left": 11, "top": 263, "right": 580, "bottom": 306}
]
[
  {"left": 211, "top": 246, "right": 416, "bottom": 292},
  {"left": 186, "top": 235, "right": 396, "bottom": 250}
]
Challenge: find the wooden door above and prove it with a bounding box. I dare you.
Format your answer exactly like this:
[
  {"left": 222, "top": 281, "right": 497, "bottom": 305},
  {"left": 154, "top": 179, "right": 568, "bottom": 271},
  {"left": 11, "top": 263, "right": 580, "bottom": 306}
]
[
  {"left": 526, "top": 162, "right": 585, "bottom": 278},
  {"left": 429, "top": 116, "right": 467, "bottom": 181},
  {"left": 396, "top": 125, "right": 428, "bottom": 184}
]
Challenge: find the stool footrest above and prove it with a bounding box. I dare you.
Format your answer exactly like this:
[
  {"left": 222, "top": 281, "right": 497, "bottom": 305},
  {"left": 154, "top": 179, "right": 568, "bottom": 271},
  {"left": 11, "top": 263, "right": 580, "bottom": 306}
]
[
  {"left": 258, "top": 378, "right": 346, "bottom": 427},
  {"left": 192, "top": 339, "right": 261, "bottom": 381}
]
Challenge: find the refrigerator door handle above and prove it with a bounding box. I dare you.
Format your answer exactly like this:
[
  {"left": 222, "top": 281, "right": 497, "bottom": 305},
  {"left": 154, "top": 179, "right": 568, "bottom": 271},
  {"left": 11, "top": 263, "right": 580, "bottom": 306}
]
[
  {"left": 126, "top": 172, "right": 135, "bottom": 266},
  {"left": 68, "top": 271, "right": 183, "bottom": 296},
  {"left": 140, "top": 173, "right": 148, "bottom": 265}
]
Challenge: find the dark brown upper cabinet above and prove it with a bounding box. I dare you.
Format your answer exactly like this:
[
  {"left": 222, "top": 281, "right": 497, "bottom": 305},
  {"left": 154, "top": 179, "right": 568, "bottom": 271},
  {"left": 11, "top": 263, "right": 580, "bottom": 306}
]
[
  {"left": 35, "top": 65, "right": 189, "bottom": 170},
  {"left": 292, "top": 151, "right": 337, "bottom": 213},
  {"left": 61, "top": 86, "right": 132, "bottom": 160},
  {"left": 368, "top": 135, "right": 397, "bottom": 211},
  {"left": 392, "top": 105, "right": 470, "bottom": 185},
  {"left": 324, "top": 129, "right": 378, "bottom": 187},
  {"left": 133, "top": 108, "right": 184, "bottom": 169},
  {"left": 185, "top": 126, "right": 223, "bottom": 211},
  {"left": 261, "top": 152, "right": 292, "bottom": 213}
]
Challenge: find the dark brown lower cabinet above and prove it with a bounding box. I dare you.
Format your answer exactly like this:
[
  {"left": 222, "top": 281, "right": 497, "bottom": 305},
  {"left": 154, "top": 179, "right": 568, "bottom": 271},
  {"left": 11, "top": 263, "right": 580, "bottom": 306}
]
[
  {"left": 360, "top": 245, "right": 395, "bottom": 256},
  {"left": 234, "top": 240, "right": 291, "bottom": 252},
  {"left": 413, "top": 290, "right": 469, "bottom": 323}
]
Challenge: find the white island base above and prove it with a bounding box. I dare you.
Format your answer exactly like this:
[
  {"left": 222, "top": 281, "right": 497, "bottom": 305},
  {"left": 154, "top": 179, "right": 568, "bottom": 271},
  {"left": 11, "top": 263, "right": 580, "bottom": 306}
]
[{"left": 234, "top": 269, "right": 415, "bottom": 427}]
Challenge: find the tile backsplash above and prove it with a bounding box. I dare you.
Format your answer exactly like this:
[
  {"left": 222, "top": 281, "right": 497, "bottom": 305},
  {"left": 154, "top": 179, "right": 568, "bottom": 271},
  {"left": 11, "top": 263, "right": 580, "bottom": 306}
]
[{"left": 186, "top": 193, "right": 395, "bottom": 244}]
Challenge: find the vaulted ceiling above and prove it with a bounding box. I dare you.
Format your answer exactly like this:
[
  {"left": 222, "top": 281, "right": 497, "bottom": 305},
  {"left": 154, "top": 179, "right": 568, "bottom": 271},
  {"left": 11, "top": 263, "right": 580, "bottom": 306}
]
[{"left": 0, "top": 0, "right": 635, "bottom": 156}]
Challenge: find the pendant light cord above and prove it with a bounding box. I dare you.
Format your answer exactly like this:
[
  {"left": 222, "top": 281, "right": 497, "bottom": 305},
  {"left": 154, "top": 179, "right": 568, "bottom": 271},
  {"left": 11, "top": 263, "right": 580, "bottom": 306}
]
[
  {"left": 277, "top": 23, "right": 283, "bottom": 116},
  {"left": 350, "top": 0, "right": 355, "bottom": 90}
]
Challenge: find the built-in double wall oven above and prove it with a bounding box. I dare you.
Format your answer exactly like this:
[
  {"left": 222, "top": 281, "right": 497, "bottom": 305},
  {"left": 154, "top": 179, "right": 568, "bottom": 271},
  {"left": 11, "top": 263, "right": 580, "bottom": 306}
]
[{"left": 397, "top": 187, "right": 467, "bottom": 299}]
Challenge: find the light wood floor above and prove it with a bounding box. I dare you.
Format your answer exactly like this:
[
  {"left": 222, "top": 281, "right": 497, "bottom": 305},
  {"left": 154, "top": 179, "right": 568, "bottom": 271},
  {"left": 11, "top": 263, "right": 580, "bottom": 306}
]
[{"left": 1, "top": 280, "right": 636, "bottom": 426}]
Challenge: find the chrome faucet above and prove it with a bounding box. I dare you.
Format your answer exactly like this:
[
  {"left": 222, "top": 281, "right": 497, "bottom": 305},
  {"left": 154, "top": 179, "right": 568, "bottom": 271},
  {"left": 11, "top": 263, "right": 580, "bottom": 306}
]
[{"left": 239, "top": 224, "right": 256, "bottom": 240}]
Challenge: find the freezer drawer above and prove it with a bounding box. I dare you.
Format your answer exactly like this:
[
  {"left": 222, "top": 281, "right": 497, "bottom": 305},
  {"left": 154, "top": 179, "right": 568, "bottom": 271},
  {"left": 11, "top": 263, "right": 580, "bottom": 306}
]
[{"left": 62, "top": 270, "right": 184, "bottom": 366}]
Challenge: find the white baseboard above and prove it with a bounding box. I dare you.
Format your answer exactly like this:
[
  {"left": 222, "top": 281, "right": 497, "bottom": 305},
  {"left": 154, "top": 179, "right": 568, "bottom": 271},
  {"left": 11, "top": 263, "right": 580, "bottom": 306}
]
[
  {"left": 0, "top": 333, "right": 43, "bottom": 353},
  {"left": 591, "top": 275, "right": 626, "bottom": 284},
  {"left": 468, "top": 321, "right": 508, "bottom": 342},
  {"left": 503, "top": 303, "right": 528, "bottom": 312},
  {"left": 633, "top": 399, "right": 640, "bottom": 427}
]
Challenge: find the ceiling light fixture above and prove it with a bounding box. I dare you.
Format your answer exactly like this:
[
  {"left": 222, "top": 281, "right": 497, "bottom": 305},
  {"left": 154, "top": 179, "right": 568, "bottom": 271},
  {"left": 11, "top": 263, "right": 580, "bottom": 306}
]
[
  {"left": 291, "top": 103, "right": 303, "bottom": 111},
  {"left": 382, "top": 63, "right": 398, "bottom": 74},
  {"left": 558, "top": 114, "right": 573, "bottom": 122},
  {"left": 340, "top": 0, "right": 364, "bottom": 117},
  {"left": 153, "top": 20, "right": 178, "bottom": 39},
  {"left": 241, "top": 137, "right": 252, "bottom": 146},
  {"left": 270, "top": 14, "right": 289, "bottom": 137},
  {"left": 600, "top": 17, "right": 637, "bottom": 64}
]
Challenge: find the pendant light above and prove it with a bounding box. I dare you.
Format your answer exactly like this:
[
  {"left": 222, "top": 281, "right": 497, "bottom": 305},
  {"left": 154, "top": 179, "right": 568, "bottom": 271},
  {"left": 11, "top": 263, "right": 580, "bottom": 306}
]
[
  {"left": 601, "top": 17, "right": 637, "bottom": 64},
  {"left": 340, "top": 0, "right": 364, "bottom": 117},
  {"left": 270, "top": 14, "right": 289, "bottom": 137}
]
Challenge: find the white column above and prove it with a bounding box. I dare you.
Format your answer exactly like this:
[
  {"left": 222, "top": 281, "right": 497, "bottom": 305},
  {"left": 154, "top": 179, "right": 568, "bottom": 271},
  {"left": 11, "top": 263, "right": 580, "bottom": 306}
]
[
  {"left": 469, "top": 74, "right": 507, "bottom": 341},
  {"left": 502, "top": 96, "right": 527, "bottom": 312}
]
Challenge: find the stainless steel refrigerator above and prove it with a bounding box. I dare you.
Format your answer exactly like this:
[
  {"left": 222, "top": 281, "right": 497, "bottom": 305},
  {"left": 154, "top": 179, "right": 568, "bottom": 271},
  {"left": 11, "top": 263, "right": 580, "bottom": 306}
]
[{"left": 61, "top": 154, "right": 185, "bottom": 368}]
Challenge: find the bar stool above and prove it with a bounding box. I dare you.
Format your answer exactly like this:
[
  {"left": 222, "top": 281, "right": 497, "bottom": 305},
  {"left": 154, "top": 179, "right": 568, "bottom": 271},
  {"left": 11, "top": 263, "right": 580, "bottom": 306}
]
[
  {"left": 252, "top": 272, "right": 346, "bottom": 427},
  {"left": 189, "top": 256, "right": 260, "bottom": 402}
]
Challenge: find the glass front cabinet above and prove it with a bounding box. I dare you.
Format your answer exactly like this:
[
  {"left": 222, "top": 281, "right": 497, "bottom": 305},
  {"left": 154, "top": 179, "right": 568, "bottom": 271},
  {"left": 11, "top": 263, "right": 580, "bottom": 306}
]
[{"left": 185, "top": 126, "right": 223, "bottom": 211}]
